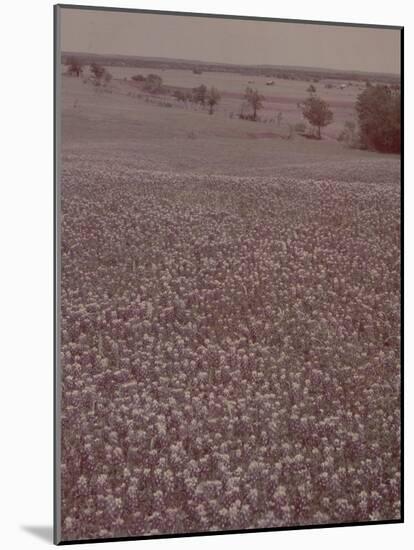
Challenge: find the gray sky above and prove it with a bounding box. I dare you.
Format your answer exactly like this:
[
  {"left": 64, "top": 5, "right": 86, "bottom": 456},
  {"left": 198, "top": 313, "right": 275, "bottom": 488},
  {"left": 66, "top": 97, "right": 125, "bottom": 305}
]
[{"left": 60, "top": 7, "right": 401, "bottom": 74}]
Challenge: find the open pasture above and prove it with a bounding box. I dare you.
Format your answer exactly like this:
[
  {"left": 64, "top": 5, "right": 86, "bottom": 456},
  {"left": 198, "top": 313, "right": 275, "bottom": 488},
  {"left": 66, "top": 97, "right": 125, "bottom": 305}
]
[
  {"left": 67, "top": 64, "right": 368, "bottom": 139},
  {"left": 61, "top": 74, "right": 399, "bottom": 176}
]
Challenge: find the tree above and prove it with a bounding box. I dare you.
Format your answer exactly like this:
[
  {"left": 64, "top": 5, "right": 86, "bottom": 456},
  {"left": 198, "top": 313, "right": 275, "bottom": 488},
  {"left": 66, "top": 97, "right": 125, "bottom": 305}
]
[
  {"left": 192, "top": 84, "right": 207, "bottom": 106},
  {"left": 300, "top": 95, "right": 333, "bottom": 139},
  {"left": 143, "top": 74, "right": 163, "bottom": 94},
  {"left": 244, "top": 87, "right": 264, "bottom": 121},
  {"left": 90, "top": 62, "right": 105, "bottom": 84},
  {"left": 307, "top": 84, "right": 316, "bottom": 94},
  {"left": 355, "top": 84, "right": 400, "bottom": 153},
  {"left": 206, "top": 87, "right": 221, "bottom": 115},
  {"left": 66, "top": 56, "right": 83, "bottom": 77}
]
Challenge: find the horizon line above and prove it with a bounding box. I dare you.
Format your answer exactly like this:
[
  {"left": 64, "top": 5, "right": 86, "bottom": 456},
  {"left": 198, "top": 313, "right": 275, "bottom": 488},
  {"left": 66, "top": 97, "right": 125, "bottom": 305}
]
[{"left": 61, "top": 50, "right": 400, "bottom": 78}]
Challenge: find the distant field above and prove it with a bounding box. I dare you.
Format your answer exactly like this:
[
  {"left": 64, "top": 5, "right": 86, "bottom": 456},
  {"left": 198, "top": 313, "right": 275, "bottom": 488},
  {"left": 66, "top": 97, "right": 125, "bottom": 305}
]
[
  {"left": 61, "top": 73, "right": 399, "bottom": 173},
  {"left": 104, "top": 65, "right": 365, "bottom": 97},
  {"left": 114, "top": 66, "right": 363, "bottom": 139}
]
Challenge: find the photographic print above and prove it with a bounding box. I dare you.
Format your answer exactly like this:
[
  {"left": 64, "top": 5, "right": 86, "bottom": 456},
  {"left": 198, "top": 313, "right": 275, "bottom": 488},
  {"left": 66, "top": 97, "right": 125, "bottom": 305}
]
[{"left": 54, "top": 4, "right": 402, "bottom": 544}]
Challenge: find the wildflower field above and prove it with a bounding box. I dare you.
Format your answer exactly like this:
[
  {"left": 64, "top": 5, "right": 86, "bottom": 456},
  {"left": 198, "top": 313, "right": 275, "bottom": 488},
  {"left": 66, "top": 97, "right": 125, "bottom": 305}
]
[
  {"left": 60, "top": 156, "right": 400, "bottom": 540},
  {"left": 58, "top": 62, "right": 401, "bottom": 541}
]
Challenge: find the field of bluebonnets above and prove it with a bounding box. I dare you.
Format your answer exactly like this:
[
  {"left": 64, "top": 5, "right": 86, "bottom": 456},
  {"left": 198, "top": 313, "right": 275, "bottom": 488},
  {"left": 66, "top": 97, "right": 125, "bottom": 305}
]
[
  {"left": 60, "top": 151, "right": 400, "bottom": 540},
  {"left": 59, "top": 63, "right": 401, "bottom": 541}
]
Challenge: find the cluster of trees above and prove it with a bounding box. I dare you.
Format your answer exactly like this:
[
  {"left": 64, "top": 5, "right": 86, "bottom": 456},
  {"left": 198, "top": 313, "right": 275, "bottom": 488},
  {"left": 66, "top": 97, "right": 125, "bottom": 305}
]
[
  {"left": 172, "top": 85, "right": 264, "bottom": 120},
  {"left": 131, "top": 73, "right": 164, "bottom": 93},
  {"left": 175, "top": 85, "right": 265, "bottom": 119},
  {"left": 90, "top": 63, "right": 112, "bottom": 86},
  {"left": 173, "top": 85, "right": 221, "bottom": 114},
  {"left": 131, "top": 75, "right": 221, "bottom": 114},
  {"left": 297, "top": 82, "right": 401, "bottom": 152},
  {"left": 65, "top": 57, "right": 112, "bottom": 86}
]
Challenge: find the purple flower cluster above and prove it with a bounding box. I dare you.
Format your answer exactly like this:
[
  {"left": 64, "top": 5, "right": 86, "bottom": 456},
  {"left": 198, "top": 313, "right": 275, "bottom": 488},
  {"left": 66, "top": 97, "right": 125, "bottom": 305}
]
[{"left": 60, "top": 161, "right": 400, "bottom": 541}]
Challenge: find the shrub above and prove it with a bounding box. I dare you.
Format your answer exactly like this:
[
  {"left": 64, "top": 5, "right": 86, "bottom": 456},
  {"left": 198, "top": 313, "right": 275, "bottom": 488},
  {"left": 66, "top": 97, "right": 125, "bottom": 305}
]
[
  {"left": 131, "top": 74, "right": 145, "bottom": 82},
  {"left": 144, "top": 74, "right": 163, "bottom": 94},
  {"left": 294, "top": 122, "right": 306, "bottom": 134},
  {"left": 337, "top": 120, "right": 359, "bottom": 148}
]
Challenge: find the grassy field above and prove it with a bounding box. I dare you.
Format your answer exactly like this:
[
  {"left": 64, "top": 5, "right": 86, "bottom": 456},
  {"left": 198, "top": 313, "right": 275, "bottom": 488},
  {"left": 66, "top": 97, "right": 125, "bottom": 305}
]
[
  {"left": 61, "top": 71, "right": 399, "bottom": 176},
  {"left": 59, "top": 68, "right": 401, "bottom": 541},
  {"left": 65, "top": 65, "right": 363, "bottom": 140}
]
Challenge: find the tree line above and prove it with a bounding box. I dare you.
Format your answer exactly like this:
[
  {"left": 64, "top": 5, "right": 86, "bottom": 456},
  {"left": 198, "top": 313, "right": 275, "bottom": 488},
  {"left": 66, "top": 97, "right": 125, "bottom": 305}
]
[{"left": 66, "top": 56, "right": 401, "bottom": 154}]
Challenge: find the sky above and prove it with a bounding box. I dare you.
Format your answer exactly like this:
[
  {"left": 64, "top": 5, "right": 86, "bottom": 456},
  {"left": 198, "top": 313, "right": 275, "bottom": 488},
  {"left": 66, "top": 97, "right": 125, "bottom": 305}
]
[{"left": 59, "top": 7, "right": 401, "bottom": 75}]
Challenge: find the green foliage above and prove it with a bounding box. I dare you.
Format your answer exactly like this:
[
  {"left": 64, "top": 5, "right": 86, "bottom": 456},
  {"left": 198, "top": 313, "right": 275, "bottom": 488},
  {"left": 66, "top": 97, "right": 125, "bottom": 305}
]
[
  {"left": 300, "top": 95, "right": 333, "bottom": 138},
  {"left": 356, "top": 84, "right": 401, "bottom": 153}
]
